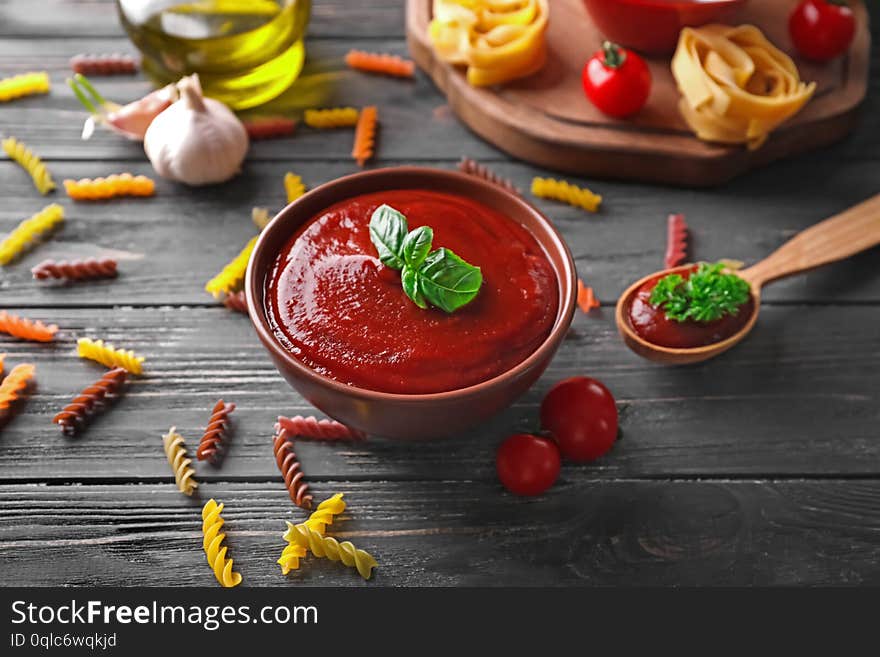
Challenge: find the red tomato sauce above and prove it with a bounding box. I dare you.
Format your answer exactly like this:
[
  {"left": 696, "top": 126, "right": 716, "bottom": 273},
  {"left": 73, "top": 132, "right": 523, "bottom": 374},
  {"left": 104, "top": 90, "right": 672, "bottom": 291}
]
[
  {"left": 627, "top": 266, "right": 754, "bottom": 349},
  {"left": 265, "top": 189, "right": 559, "bottom": 394}
]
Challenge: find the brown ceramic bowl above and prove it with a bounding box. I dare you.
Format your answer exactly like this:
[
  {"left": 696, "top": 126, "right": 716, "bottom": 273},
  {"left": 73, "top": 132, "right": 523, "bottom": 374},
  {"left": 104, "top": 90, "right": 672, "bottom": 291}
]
[{"left": 245, "top": 166, "right": 577, "bottom": 440}]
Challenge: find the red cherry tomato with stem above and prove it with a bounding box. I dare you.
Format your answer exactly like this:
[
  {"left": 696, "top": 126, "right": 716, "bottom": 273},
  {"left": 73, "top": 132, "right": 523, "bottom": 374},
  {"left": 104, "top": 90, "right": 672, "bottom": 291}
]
[
  {"left": 541, "top": 377, "right": 618, "bottom": 463},
  {"left": 496, "top": 433, "right": 561, "bottom": 496},
  {"left": 789, "top": 0, "right": 855, "bottom": 62},
  {"left": 581, "top": 41, "right": 651, "bottom": 118}
]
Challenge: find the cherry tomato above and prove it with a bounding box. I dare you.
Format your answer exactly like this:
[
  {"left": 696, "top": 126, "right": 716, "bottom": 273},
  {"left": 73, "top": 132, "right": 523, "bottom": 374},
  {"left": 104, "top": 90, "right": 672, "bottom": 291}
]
[
  {"left": 496, "top": 433, "right": 561, "bottom": 496},
  {"left": 581, "top": 41, "right": 651, "bottom": 118},
  {"left": 540, "top": 377, "right": 618, "bottom": 463},
  {"left": 789, "top": 0, "right": 856, "bottom": 62}
]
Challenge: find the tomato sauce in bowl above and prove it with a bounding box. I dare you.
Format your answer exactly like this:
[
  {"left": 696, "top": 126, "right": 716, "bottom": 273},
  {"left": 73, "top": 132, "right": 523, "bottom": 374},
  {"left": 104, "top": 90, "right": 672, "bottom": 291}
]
[
  {"left": 264, "top": 189, "right": 559, "bottom": 394},
  {"left": 626, "top": 266, "right": 754, "bottom": 348}
]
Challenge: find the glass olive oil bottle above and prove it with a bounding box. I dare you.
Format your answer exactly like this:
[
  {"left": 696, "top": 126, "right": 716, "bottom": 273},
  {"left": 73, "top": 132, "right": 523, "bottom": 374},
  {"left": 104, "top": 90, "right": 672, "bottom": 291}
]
[{"left": 118, "top": 0, "right": 310, "bottom": 110}]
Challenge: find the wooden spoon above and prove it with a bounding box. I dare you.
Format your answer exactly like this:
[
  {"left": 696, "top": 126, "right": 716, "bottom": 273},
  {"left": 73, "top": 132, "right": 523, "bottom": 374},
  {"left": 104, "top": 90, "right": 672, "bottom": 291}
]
[{"left": 615, "top": 194, "right": 880, "bottom": 365}]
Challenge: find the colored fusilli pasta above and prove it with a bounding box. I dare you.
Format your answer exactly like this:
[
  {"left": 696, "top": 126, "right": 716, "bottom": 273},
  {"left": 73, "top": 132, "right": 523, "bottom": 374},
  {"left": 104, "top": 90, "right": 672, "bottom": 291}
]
[
  {"left": 284, "top": 172, "right": 306, "bottom": 203},
  {"left": 665, "top": 213, "right": 689, "bottom": 269},
  {"left": 252, "top": 207, "right": 271, "bottom": 230},
  {"left": 163, "top": 427, "right": 198, "bottom": 496},
  {"left": 0, "top": 311, "right": 58, "bottom": 342},
  {"left": 531, "top": 177, "right": 602, "bottom": 213},
  {"left": 196, "top": 399, "right": 235, "bottom": 464},
  {"left": 0, "top": 72, "right": 50, "bottom": 103},
  {"left": 0, "top": 363, "right": 35, "bottom": 414},
  {"left": 458, "top": 157, "right": 520, "bottom": 196},
  {"left": 0, "top": 203, "right": 64, "bottom": 265},
  {"left": 204, "top": 235, "right": 258, "bottom": 298},
  {"left": 52, "top": 367, "right": 127, "bottom": 434},
  {"left": 345, "top": 50, "right": 415, "bottom": 78},
  {"left": 352, "top": 105, "right": 377, "bottom": 167},
  {"left": 3, "top": 137, "right": 55, "bottom": 195},
  {"left": 304, "top": 107, "right": 359, "bottom": 129},
  {"left": 275, "top": 415, "right": 366, "bottom": 441},
  {"left": 202, "top": 499, "right": 242, "bottom": 588},
  {"left": 32, "top": 257, "right": 118, "bottom": 281},
  {"left": 70, "top": 54, "right": 138, "bottom": 76},
  {"left": 284, "top": 522, "right": 377, "bottom": 580},
  {"left": 277, "top": 493, "right": 346, "bottom": 574},
  {"left": 273, "top": 424, "right": 313, "bottom": 510},
  {"left": 243, "top": 116, "right": 296, "bottom": 140},
  {"left": 223, "top": 290, "right": 248, "bottom": 314},
  {"left": 63, "top": 173, "right": 155, "bottom": 201},
  {"left": 576, "top": 279, "right": 600, "bottom": 314},
  {"left": 77, "top": 337, "right": 145, "bottom": 374}
]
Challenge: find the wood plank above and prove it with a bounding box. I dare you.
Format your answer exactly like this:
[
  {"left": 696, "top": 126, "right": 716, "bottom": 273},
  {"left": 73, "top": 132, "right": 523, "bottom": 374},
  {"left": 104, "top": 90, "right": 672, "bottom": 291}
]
[
  {"left": 0, "top": 37, "right": 500, "bottom": 162},
  {"left": 0, "top": 306, "right": 877, "bottom": 481},
  {"left": 1, "top": 479, "right": 879, "bottom": 586},
  {"left": 2, "top": 157, "right": 880, "bottom": 305},
  {"left": 0, "top": 0, "right": 406, "bottom": 39}
]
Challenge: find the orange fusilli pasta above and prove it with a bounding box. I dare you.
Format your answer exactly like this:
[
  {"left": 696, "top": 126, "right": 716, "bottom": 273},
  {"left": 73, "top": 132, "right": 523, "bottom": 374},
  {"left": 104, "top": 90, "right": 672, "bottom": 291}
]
[
  {"left": 345, "top": 50, "right": 415, "bottom": 78},
  {"left": 352, "top": 105, "right": 378, "bottom": 167},
  {"left": 0, "top": 363, "right": 36, "bottom": 414},
  {"left": 0, "top": 311, "right": 58, "bottom": 342}
]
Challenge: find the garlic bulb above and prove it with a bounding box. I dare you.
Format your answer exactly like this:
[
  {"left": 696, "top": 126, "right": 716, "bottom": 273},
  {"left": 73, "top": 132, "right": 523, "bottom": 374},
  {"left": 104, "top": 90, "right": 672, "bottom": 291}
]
[{"left": 144, "top": 74, "right": 249, "bottom": 186}]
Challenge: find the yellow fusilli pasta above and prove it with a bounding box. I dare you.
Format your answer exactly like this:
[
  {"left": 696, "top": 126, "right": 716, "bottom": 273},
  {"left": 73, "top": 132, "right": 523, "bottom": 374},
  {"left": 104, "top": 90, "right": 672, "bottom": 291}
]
[
  {"left": 304, "top": 107, "right": 359, "bottom": 129},
  {"left": 204, "top": 235, "right": 258, "bottom": 298},
  {"left": 3, "top": 137, "right": 55, "bottom": 194},
  {"left": 252, "top": 207, "right": 271, "bottom": 230},
  {"left": 77, "top": 337, "right": 145, "bottom": 375},
  {"left": 284, "top": 172, "right": 306, "bottom": 203},
  {"left": 0, "top": 72, "right": 50, "bottom": 103},
  {"left": 531, "top": 177, "right": 602, "bottom": 213},
  {"left": 0, "top": 203, "right": 64, "bottom": 266},
  {"left": 284, "top": 522, "right": 377, "bottom": 580},
  {"left": 277, "top": 493, "right": 346, "bottom": 575},
  {"left": 63, "top": 173, "right": 155, "bottom": 201},
  {"left": 202, "top": 499, "right": 242, "bottom": 588},
  {"left": 162, "top": 427, "right": 198, "bottom": 496}
]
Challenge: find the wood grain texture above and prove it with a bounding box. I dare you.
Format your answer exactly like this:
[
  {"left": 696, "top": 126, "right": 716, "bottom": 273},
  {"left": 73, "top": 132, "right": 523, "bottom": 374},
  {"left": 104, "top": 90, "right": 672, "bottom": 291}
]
[
  {"left": 1, "top": 480, "right": 879, "bottom": 586},
  {"left": 2, "top": 158, "right": 880, "bottom": 307},
  {"left": 407, "top": 0, "right": 871, "bottom": 185},
  {"left": 0, "top": 1, "right": 878, "bottom": 587},
  {"left": 0, "top": 306, "right": 877, "bottom": 481}
]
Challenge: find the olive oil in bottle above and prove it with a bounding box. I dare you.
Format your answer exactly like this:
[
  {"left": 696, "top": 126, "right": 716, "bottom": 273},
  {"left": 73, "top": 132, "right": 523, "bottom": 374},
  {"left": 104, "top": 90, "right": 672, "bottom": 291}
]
[{"left": 118, "top": 0, "right": 310, "bottom": 110}]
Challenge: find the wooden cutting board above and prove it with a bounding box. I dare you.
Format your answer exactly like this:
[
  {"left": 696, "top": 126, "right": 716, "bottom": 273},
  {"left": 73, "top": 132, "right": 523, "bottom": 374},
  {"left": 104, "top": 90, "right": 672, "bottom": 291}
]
[{"left": 406, "top": 0, "right": 870, "bottom": 187}]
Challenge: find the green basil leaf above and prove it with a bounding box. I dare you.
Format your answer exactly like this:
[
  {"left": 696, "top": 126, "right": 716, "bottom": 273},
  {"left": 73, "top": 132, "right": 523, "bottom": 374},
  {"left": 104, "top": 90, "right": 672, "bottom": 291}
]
[
  {"left": 369, "top": 204, "right": 408, "bottom": 270},
  {"left": 402, "top": 226, "right": 433, "bottom": 269},
  {"left": 401, "top": 265, "right": 427, "bottom": 309},
  {"left": 417, "top": 247, "right": 483, "bottom": 313}
]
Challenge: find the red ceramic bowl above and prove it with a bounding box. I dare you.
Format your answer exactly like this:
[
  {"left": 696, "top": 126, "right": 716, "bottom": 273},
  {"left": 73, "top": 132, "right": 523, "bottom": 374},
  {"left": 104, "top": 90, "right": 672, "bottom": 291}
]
[
  {"left": 582, "top": 0, "right": 748, "bottom": 55},
  {"left": 246, "top": 167, "right": 577, "bottom": 440}
]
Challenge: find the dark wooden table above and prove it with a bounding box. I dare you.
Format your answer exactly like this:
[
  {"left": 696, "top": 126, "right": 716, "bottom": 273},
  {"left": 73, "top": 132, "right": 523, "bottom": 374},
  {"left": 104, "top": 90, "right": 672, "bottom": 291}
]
[{"left": 0, "top": 1, "right": 878, "bottom": 587}]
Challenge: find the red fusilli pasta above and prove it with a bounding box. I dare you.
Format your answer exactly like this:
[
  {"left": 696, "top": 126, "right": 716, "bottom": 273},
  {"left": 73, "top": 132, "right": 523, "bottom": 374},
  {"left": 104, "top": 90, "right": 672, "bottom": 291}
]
[
  {"left": 32, "top": 258, "right": 118, "bottom": 281},
  {"left": 275, "top": 415, "right": 366, "bottom": 441},
  {"left": 197, "top": 400, "right": 235, "bottom": 463},
  {"left": 457, "top": 157, "right": 520, "bottom": 196},
  {"left": 273, "top": 425, "right": 313, "bottom": 510},
  {"left": 243, "top": 116, "right": 297, "bottom": 140},
  {"left": 52, "top": 367, "right": 127, "bottom": 434},
  {"left": 664, "top": 213, "right": 689, "bottom": 269},
  {"left": 223, "top": 291, "right": 248, "bottom": 314},
  {"left": 345, "top": 50, "right": 415, "bottom": 78},
  {"left": 70, "top": 54, "right": 139, "bottom": 76}
]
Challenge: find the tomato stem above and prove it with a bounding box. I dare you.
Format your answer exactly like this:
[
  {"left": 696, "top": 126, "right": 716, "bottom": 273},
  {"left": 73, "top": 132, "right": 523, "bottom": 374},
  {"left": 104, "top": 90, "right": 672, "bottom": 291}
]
[{"left": 601, "top": 41, "right": 627, "bottom": 69}]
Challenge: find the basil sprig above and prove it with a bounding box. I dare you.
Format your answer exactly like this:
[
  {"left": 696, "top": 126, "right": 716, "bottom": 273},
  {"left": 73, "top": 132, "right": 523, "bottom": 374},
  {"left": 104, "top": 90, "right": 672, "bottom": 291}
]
[{"left": 369, "top": 204, "right": 482, "bottom": 313}]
